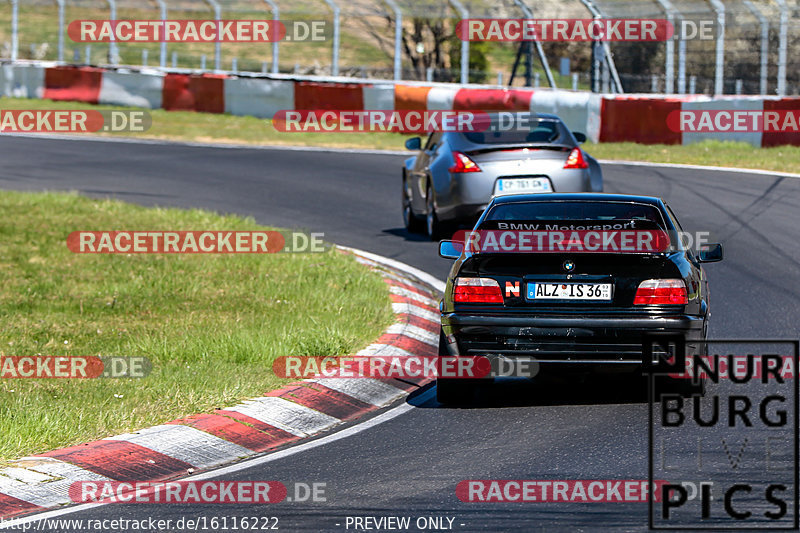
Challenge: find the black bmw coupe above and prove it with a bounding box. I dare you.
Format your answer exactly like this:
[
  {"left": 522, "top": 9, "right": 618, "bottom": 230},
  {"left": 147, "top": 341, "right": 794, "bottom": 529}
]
[{"left": 436, "top": 193, "right": 723, "bottom": 404}]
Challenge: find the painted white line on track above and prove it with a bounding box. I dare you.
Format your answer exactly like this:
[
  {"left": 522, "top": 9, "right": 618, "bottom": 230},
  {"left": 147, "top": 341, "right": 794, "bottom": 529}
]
[
  {"left": 341, "top": 246, "right": 446, "bottom": 294},
  {"left": 0, "top": 387, "right": 437, "bottom": 530},
  {"left": 597, "top": 158, "right": 800, "bottom": 179}
]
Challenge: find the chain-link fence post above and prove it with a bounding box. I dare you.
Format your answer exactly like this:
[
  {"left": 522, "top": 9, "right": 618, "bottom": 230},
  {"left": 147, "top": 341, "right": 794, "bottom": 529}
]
[
  {"left": 11, "top": 0, "right": 18, "bottom": 61},
  {"left": 774, "top": 0, "right": 787, "bottom": 95},
  {"left": 744, "top": 0, "right": 768, "bottom": 95},
  {"left": 448, "top": 0, "right": 469, "bottom": 84},
  {"left": 708, "top": 0, "right": 725, "bottom": 94},
  {"left": 383, "top": 0, "right": 402, "bottom": 80},
  {"left": 203, "top": 0, "right": 221, "bottom": 70},
  {"left": 655, "top": 0, "right": 675, "bottom": 93},
  {"left": 263, "top": 0, "right": 279, "bottom": 74},
  {"left": 322, "top": 0, "right": 340, "bottom": 76}
]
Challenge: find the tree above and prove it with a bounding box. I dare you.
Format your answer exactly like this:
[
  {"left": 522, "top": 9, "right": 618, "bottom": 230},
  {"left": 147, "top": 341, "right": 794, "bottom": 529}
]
[{"left": 449, "top": 38, "right": 489, "bottom": 84}]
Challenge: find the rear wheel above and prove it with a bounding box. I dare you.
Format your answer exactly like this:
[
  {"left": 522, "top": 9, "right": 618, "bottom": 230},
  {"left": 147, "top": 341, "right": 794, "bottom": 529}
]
[
  {"left": 436, "top": 378, "right": 474, "bottom": 405},
  {"left": 425, "top": 185, "right": 445, "bottom": 240},
  {"left": 435, "top": 327, "right": 475, "bottom": 405},
  {"left": 402, "top": 176, "right": 425, "bottom": 233}
]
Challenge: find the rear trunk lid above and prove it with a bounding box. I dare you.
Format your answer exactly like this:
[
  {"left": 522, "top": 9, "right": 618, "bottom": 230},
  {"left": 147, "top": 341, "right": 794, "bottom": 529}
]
[{"left": 458, "top": 252, "right": 683, "bottom": 309}]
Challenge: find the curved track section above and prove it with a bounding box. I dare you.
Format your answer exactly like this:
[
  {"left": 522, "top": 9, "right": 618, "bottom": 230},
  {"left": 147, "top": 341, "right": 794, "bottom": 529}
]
[{"left": 1, "top": 136, "right": 799, "bottom": 531}]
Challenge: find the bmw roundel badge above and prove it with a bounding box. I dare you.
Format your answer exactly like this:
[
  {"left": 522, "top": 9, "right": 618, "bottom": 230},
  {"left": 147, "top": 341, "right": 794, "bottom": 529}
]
[{"left": 563, "top": 259, "right": 575, "bottom": 272}]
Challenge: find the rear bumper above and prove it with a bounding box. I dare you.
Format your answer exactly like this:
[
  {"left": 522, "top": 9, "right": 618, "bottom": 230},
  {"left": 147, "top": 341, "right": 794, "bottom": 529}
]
[
  {"left": 441, "top": 312, "right": 705, "bottom": 365},
  {"left": 435, "top": 168, "right": 591, "bottom": 222},
  {"left": 437, "top": 202, "right": 487, "bottom": 223}
]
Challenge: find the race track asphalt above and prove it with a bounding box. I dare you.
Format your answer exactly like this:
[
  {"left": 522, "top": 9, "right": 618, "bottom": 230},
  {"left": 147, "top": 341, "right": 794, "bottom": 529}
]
[{"left": 2, "top": 135, "right": 799, "bottom": 532}]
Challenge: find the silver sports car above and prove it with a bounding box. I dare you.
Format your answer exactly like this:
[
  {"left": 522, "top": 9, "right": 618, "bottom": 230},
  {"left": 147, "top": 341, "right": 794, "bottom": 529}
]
[{"left": 402, "top": 113, "right": 603, "bottom": 239}]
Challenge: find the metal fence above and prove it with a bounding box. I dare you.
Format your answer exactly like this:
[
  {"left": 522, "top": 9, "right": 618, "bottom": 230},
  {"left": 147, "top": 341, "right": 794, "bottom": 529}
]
[{"left": 0, "top": 0, "right": 798, "bottom": 95}]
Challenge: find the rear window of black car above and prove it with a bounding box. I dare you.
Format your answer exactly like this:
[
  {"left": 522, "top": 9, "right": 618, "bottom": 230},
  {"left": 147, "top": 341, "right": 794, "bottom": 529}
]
[
  {"left": 461, "top": 119, "right": 566, "bottom": 145},
  {"left": 482, "top": 201, "right": 669, "bottom": 230}
]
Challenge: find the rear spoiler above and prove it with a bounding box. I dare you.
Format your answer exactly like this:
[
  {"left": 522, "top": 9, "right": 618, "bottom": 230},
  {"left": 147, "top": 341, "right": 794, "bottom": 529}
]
[{"left": 465, "top": 144, "right": 573, "bottom": 156}]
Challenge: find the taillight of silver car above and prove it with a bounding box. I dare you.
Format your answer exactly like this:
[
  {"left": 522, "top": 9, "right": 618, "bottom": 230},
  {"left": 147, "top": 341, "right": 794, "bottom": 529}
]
[
  {"left": 449, "top": 151, "right": 482, "bottom": 173},
  {"left": 563, "top": 147, "right": 589, "bottom": 169}
]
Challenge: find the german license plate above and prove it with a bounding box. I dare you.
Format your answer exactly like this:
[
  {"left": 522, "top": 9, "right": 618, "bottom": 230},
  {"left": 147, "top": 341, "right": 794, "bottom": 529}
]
[
  {"left": 527, "top": 282, "right": 612, "bottom": 301},
  {"left": 494, "top": 177, "right": 552, "bottom": 196}
]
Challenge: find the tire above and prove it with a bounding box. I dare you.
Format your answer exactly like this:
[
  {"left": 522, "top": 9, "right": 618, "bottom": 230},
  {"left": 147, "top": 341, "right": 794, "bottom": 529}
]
[
  {"left": 436, "top": 378, "right": 474, "bottom": 405},
  {"left": 402, "top": 176, "right": 425, "bottom": 233},
  {"left": 435, "top": 327, "right": 475, "bottom": 404},
  {"left": 425, "top": 185, "right": 445, "bottom": 241}
]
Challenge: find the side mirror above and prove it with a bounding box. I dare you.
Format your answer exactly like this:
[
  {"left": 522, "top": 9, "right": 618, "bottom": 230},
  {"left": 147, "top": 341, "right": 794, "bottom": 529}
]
[
  {"left": 405, "top": 137, "right": 422, "bottom": 150},
  {"left": 698, "top": 243, "right": 723, "bottom": 263},
  {"left": 573, "top": 132, "right": 587, "bottom": 144},
  {"left": 439, "top": 240, "right": 463, "bottom": 259}
]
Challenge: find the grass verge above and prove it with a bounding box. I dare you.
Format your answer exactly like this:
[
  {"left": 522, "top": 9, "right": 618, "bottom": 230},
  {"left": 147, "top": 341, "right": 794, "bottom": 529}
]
[
  {"left": 3, "top": 97, "right": 799, "bottom": 174},
  {"left": 0, "top": 190, "right": 394, "bottom": 461}
]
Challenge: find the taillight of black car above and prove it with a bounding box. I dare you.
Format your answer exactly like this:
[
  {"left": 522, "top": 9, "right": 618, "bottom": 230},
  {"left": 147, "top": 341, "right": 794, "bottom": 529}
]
[
  {"left": 453, "top": 277, "right": 503, "bottom": 303},
  {"left": 633, "top": 279, "right": 688, "bottom": 305}
]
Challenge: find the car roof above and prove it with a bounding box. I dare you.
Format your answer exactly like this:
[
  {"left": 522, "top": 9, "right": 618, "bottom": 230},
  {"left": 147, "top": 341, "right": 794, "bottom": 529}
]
[{"left": 489, "top": 193, "right": 665, "bottom": 207}]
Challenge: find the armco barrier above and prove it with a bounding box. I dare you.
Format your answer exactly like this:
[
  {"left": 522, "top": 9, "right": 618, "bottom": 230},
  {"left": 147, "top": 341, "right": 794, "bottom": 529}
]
[
  {"left": 426, "top": 86, "right": 459, "bottom": 110},
  {"left": 762, "top": 97, "right": 800, "bottom": 147},
  {"left": 294, "top": 81, "right": 364, "bottom": 111},
  {"left": 162, "top": 73, "right": 226, "bottom": 113},
  {"left": 599, "top": 96, "right": 683, "bottom": 145},
  {"left": 0, "top": 63, "right": 45, "bottom": 99},
  {"left": 680, "top": 96, "right": 764, "bottom": 147},
  {"left": 3, "top": 61, "right": 800, "bottom": 147},
  {"left": 529, "top": 90, "right": 602, "bottom": 143},
  {"left": 98, "top": 69, "right": 163, "bottom": 109},
  {"left": 453, "top": 88, "right": 532, "bottom": 112},
  {"left": 43, "top": 66, "right": 104, "bottom": 104},
  {"left": 363, "top": 84, "right": 395, "bottom": 110},
  {"left": 224, "top": 77, "right": 294, "bottom": 118},
  {"left": 394, "top": 84, "right": 431, "bottom": 111}
]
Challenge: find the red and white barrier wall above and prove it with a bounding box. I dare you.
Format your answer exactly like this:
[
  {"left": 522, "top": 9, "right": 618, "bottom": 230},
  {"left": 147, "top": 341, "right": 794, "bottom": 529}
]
[{"left": 1, "top": 61, "right": 798, "bottom": 147}]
